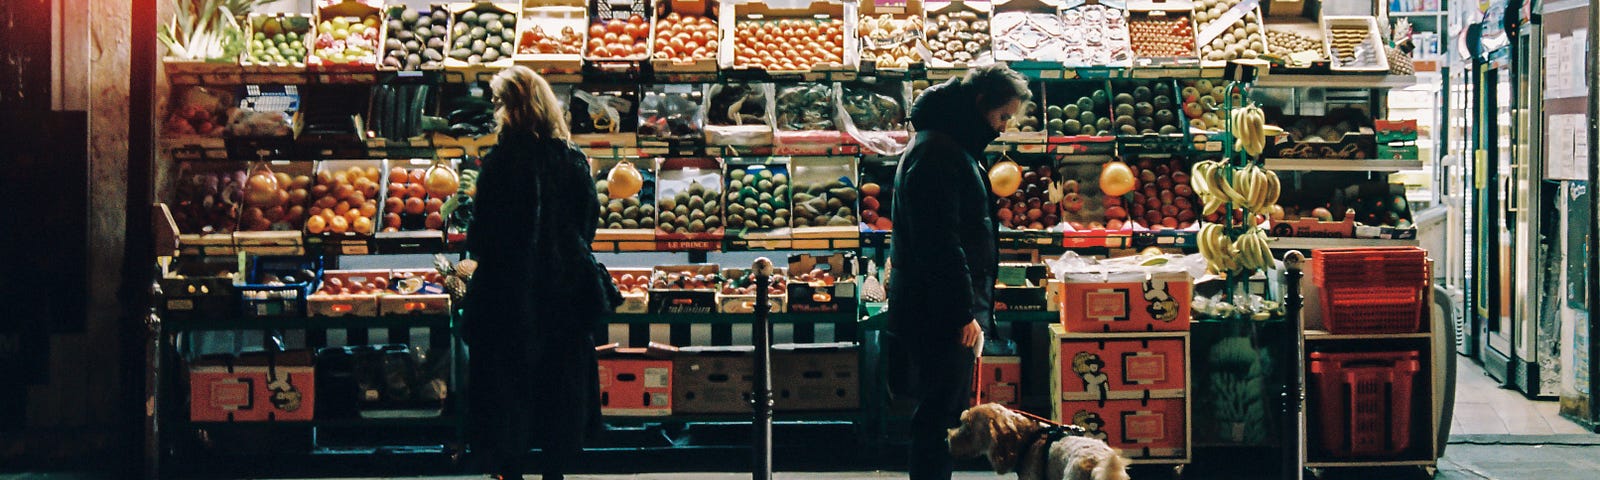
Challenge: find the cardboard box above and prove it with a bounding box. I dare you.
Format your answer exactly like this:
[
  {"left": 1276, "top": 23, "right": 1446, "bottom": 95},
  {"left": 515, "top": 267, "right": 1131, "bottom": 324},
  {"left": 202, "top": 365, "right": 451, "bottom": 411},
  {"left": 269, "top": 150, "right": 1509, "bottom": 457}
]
[
  {"left": 649, "top": 0, "right": 721, "bottom": 73},
  {"left": 442, "top": 2, "right": 519, "bottom": 70},
  {"left": 159, "top": 270, "right": 238, "bottom": 322},
  {"left": 654, "top": 157, "right": 726, "bottom": 242},
  {"left": 1050, "top": 330, "right": 1188, "bottom": 401},
  {"left": 513, "top": 0, "right": 586, "bottom": 73},
  {"left": 772, "top": 342, "right": 859, "bottom": 411},
  {"left": 1058, "top": 270, "right": 1192, "bottom": 333},
  {"left": 598, "top": 345, "right": 675, "bottom": 416},
  {"left": 672, "top": 345, "right": 755, "bottom": 414},
  {"left": 971, "top": 355, "right": 1022, "bottom": 409},
  {"left": 787, "top": 252, "right": 858, "bottom": 314},
  {"left": 610, "top": 267, "right": 653, "bottom": 314},
  {"left": 717, "top": 266, "right": 788, "bottom": 314},
  {"left": 1056, "top": 397, "right": 1189, "bottom": 460},
  {"left": 1266, "top": 216, "right": 1356, "bottom": 239},
  {"left": 724, "top": 0, "right": 856, "bottom": 76},
  {"left": 647, "top": 264, "right": 721, "bottom": 314},
  {"left": 189, "top": 350, "right": 316, "bottom": 422},
  {"left": 309, "top": 0, "right": 385, "bottom": 71},
  {"left": 993, "top": 263, "right": 1050, "bottom": 312},
  {"left": 378, "top": 268, "right": 451, "bottom": 315}
]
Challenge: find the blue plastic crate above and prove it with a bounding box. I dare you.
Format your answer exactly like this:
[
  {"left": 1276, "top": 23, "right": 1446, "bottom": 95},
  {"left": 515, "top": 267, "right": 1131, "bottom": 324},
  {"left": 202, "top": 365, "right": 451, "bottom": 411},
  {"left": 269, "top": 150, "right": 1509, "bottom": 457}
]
[{"left": 238, "top": 255, "right": 321, "bottom": 318}]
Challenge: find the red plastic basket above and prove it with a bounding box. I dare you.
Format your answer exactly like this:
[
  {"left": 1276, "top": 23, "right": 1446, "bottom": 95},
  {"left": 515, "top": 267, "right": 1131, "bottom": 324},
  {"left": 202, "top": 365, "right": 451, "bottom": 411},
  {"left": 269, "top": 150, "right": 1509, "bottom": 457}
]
[
  {"left": 1309, "top": 351, "right": 1421, "bottom": 458},
  {"left": 1313, "top": 247, "right": 1429, "bottom": 334}
]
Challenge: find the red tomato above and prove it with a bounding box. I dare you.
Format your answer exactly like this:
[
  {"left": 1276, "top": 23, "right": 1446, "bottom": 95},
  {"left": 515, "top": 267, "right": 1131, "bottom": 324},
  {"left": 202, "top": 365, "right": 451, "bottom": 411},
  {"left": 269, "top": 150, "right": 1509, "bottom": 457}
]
[
  {"left": 589, "top": 24, "right": 606, "bottom": 38},
  {"left": 629, "top": 14, "right": 644, "bottom": 25},
  {"left": 607, "top": 20, "right": 626, "bottom": 34}
]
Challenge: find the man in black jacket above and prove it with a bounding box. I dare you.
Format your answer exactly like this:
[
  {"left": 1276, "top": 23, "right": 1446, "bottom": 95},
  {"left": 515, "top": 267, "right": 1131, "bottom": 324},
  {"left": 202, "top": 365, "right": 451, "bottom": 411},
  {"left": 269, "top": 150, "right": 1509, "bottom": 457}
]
[{"left": 888, "top": 64, "right": 1031, "bottom": 480}]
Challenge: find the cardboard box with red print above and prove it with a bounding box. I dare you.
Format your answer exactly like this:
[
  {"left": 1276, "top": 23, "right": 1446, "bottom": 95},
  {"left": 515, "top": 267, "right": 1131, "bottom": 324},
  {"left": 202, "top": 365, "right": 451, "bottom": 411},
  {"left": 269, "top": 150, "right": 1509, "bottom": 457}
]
[
  {"left": 597, "top": 343, "right": 675, "bottom": 416},
  {"left": 1055, "top": 397, "right": 1189, "bottom": 461},
  {"left": 971, "top": 355, "right": 1022, "bottom": 409},
  {"left": 189, "top": 350, "right": 315, "bottom": 422},
  {"left": 1058, "top": 270, "right": 1192, "bottom": 333},
  {"left": 1049, "top": 327, "right": 1188, "bottom": 402}
]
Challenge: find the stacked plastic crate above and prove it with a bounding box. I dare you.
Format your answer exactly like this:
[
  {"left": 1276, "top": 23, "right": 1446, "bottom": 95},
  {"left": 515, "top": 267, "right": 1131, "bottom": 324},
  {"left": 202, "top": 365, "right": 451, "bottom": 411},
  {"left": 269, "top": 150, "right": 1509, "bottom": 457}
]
[{"left": 1308, "top": 247, "right": 1430, "bottom": 460}]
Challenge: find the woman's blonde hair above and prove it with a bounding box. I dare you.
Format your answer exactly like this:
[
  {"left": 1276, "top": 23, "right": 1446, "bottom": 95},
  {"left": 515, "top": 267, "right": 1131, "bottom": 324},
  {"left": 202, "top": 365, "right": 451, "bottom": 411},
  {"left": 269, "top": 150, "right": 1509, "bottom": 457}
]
[{"left": 490, "top": 66, "right": 570, "bottom": 140}]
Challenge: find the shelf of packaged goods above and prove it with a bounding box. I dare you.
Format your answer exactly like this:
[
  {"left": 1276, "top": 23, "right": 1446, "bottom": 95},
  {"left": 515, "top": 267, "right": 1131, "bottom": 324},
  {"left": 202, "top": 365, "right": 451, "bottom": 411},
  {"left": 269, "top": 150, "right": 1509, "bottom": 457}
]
[
  {"left": 1305, "top": 460, "right": 1436, "bottom": 468},
  {"left": 1303, "top": 330, "right": 1434, "bottom": 341},
  {"left": 1264, "top": 158, "right": 1426, "bottom": 172},
  {"left": 1268, "top": 237, "right": 1420, "bottom": 250},
  {"left": 1256, "top": 74, "right": 1419, "bottom": 89},
  {"left": 605, "top": 312, "right": 861, "bottom": 325},
  {"left": 162, "top": 314, "right": 453, "bottom": 332}
]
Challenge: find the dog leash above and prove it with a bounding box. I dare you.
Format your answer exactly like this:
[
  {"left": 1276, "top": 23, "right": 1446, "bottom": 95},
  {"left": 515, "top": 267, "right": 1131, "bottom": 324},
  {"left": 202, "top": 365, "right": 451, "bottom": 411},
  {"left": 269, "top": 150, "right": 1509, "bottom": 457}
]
[{"left": 1011, "top": 408, "right": 1089, "bottom": 439}]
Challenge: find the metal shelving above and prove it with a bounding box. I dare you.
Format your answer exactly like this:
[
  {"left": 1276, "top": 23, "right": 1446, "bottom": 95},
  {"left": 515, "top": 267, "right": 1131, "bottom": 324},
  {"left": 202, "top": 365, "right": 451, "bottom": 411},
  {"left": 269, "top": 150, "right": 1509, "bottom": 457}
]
[{"left": 1264, "top": 158, "right": 1426, "bottom": 172}]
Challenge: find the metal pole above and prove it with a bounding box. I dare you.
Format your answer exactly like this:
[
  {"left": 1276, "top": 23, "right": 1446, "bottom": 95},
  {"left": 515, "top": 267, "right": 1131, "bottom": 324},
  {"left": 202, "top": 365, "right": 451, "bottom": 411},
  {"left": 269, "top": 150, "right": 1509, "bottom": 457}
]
[
  {"left": 1586, "top": 0, "right": 1599, "bottom": 432},
  {"left": 751, "top": 257, "right": 775, "bottom": 479},
  {"left": 1282, "top": 251, "right": 1307, "bottom": 480}
]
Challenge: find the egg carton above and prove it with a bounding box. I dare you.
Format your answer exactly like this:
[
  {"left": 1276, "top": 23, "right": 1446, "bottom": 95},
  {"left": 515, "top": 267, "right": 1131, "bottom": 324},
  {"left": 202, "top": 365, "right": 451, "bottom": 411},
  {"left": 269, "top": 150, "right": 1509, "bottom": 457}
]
[{"left": 1322, "top": 16, "right": 1388, "bottom": 72}]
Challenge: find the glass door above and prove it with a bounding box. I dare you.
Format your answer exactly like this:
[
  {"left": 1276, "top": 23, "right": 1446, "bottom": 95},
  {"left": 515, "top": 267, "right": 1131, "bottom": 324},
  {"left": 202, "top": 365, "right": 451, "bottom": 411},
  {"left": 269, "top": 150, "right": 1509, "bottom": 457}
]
[{"left": 1472, "top": 53, "right": 1515, "bottom": 382}]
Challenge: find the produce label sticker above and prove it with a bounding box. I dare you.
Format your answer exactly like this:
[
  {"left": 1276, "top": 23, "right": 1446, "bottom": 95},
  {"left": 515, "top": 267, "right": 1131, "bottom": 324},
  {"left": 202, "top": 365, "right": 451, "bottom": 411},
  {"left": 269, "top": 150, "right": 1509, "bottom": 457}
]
[
  {"left": 1085, "top": 288, "right": 1130, "bottom": 321},
  {"left": 211, "top": 379, "right": 254, "bottom": 410},
  {"left": 1121, "top": 351, "right": 1167, "bottom": 385},
  {"left": 1122, "top": 410, "right": 1166, "bottom": 442},
  {"left": 644, "top": 366, "right": 671, "bottom": 388},
  {"left": 875, "top": 0, "right": 909, "bottom": 14}
]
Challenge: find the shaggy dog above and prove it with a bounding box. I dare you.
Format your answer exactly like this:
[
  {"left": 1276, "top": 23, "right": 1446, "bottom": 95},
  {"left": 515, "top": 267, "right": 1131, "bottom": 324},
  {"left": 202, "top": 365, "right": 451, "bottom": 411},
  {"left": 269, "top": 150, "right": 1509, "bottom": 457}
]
[{"left": 948, "top": 403, "right": 1131, "bottom": 480}]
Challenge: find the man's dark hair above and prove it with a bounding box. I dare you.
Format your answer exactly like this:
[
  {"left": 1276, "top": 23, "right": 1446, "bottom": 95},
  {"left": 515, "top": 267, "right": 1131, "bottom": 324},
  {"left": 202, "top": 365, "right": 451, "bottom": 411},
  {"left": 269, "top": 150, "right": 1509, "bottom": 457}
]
[{"left": 962, "top": 64, "right": 1032, "bottom": 112}]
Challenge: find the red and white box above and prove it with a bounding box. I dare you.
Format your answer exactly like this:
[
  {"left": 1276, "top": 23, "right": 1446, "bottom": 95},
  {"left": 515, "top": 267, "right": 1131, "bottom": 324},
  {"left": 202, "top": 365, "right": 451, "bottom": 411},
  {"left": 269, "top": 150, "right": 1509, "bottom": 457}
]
[
  {"left": 189, "top": 350, "right": 316, "bottom": 422},
  {"left": 971, "top": 355, "right": 1022, "bottom": 409},
  {"left": 1056, "top": 397, "right": 1188, "bottom": 460},
  {"left": 597, "top": 344, "right": 675, "bottom": 416},
  {"left": 1058, "top": 270, "right": 1192, "bottom": 333},
  {"left": 1052, "top": 334, "right": 1188, "bottom": 401}
]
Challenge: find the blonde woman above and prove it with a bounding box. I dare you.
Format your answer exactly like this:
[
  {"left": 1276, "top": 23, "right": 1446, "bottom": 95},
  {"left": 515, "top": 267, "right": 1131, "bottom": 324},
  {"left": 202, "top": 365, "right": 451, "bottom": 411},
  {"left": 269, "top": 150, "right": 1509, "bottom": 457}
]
[{"left": 464, "top": 66, "right": 620, "bottom": 480}]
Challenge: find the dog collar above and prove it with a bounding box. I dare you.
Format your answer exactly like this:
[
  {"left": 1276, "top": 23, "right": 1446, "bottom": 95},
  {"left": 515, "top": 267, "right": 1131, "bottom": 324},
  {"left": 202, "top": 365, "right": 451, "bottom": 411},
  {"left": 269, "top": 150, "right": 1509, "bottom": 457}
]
[{"left": 1015, "top": 422, "right": 1088, "bottom": 473}]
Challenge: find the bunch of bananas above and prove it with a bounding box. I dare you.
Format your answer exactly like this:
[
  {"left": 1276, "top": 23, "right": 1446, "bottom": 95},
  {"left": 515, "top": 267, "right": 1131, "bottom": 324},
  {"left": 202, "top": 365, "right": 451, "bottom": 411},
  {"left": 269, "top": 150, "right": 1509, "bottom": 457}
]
[
  {"left": 1192, "top": 160, "right": 1280, "bottom": 217},
  {"left": 1198, "top": 217, "right": 1274, "bottom": 275},
  {"left": 1230, "top": 103, "right": 1267, "bottom": 157}
]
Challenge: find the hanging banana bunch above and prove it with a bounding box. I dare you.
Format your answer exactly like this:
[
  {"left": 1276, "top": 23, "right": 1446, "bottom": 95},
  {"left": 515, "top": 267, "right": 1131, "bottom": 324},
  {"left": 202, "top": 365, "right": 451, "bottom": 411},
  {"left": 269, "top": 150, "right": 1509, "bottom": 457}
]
[{"left": 1191, "top": 95, "right": 1282, "bottom": 277}]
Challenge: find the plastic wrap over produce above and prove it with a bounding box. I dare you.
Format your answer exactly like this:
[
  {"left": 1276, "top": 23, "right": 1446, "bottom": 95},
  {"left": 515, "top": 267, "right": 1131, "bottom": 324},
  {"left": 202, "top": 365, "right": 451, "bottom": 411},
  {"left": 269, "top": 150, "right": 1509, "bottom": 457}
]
[
  {"left": 836, "top": 82, "right": 911, "bottom": 156},
  {"left": 703, "top": 82, "right": 776, "bottom": 146},
  {"left": 1049, "top": 251, "right": 1209, "bottom": 284}
]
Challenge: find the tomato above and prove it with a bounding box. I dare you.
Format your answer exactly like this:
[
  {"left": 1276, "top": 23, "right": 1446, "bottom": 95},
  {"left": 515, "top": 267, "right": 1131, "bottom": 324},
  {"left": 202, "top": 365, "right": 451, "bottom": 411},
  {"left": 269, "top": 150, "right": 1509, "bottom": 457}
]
[
  {"left": 589, "top": 24, "right": 606, "bottom": 38},
  {"left": 618, "top": 34, "right": 633, "bottom": 45},
  {"left": 629, "top": 14, "right": 644, "bottom": 25},
  {"left": 592, "top": 46, "right": 610, "bottom": 57},
  {"left": 690, "top": 30, "right": 706, "bottom": 43},
  {"left": 607, "top": 20, "right": 625, "bottom": 34}
]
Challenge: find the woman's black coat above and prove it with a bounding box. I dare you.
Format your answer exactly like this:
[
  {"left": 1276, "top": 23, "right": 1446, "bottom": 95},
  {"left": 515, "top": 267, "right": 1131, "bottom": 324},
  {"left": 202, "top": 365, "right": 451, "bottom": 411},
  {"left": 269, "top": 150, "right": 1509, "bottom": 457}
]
[
  {"left": 463, "top": 131, "right": 604, "bottom": 465},
  {"left": 886, "top": 77, "right": 1001, "bottom": 345}
]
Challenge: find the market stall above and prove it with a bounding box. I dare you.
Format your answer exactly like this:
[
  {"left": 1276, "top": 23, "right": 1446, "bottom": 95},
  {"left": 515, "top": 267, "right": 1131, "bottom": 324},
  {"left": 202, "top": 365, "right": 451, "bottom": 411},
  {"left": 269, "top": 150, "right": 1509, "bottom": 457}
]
[{"left": 147, "top": 0, "right": 1455, "bottom": 477}]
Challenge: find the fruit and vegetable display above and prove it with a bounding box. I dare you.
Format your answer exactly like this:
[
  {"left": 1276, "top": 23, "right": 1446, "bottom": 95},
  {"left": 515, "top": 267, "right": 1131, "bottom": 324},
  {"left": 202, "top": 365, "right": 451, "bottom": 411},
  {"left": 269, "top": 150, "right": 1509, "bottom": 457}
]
[
  {"left": 650, "top": 11, "right": 717, "bottom": 63},
  {"left": 246, "top": 15, "right": 311, "bottom": 66},
  {"left": 857, "top": 161, "right": 892, "bottom": 231},
  {"left": 706, "top": 83, "right": 772, "bottom": 127},
  {"left": 388, "top": 269, "right": 447, "bottom": 295},
  {"left": 656, "top": 167, "right": 724, "bottom": 236},
  {"left": 614, "top": 271, "right": 650, "bottom": 295},
  {"left": 1180, "top": 79, "right": 1231, "bottom": 133},
  {"left": 305, "top": 164, "right": 381, "bottom": 236},
  {"left": 517, "top": 23, "right": 584, "bottom": 55},
  {"left": 165, "top": 87, "right": 236, "bottom": 137},
  {"left": 570, "top": 87, "right": 638, "bottom": 136},
  {"left": 586, "top": 14, "right": 651, "bottom": 60},
  {"left": 1112, "top": 80, "right": 1182, "bottom": 136},
  {"left": 991, "top": 159, "right": 1060, "bottom": 231},
  {"left": 156, "top": 0, "right": 248, "bottom": 62},
  {"left": 1127, "top": 8, "right": 1197, "bottom": 59},
  {"left": 732, "top": 17, "right": 846, "bottom": 72},
  {"left": 775, "top": 83, "right": 837, "bottom": 132},
  {"left": 311, "top": 10, "right": 382, "bottom": 67},
  {"left": 1325, "top": 18, "right": 1383, "bottom": 70},
  {"left": 449, "top": 5, "right": 519, "bottom": 65},
  {"left": 1054, "top": 3, "right": 1133, "bottom": 66},
  {"left": 722, "top": 269, "right": 788, "bottom": 295},
  {"left": 992, "top": 9, "right": 1071, "bottom": 62},
  {"left": 1191, "top": 0, "right": 1266, "bottom": 63},
  {"left": 651, "top": 266, "right": 724, "bottom": 290},
  {"left": 924, "top": 4, "right": 991, "bottom": 67},
  {"left": 724, "top": 165, "right": 791, "bottom": 231},
  {"left": 240, "top": 164, "right": 311, "bottom": 232},
  {"left": 381, "top": 5, "right": 450, "bottom": 70},
  {"left": 637, "top": 86, "right": 704, "bottom": 144},
  {"left": 1121, "top": 158, "right": 1200, "bottom": 230},
  {"left": 1006, "top": 97, "right": 1044, "bottom": 135},
  {"left": 790, "top": 164, "right": 859, "bottom": 229},
  {"left": 1268, "top": 108, "right": 1375, "bottom": 158},
  {"left": 858, "top": 14, "right": 924, "bottom": 69},
  {"left": 312, "top": 270, "right": 389, "bottom": 297},
  {"left": 172, "top": 166, "right": 246, "bottom": 234},
  {"left": 840, "top": 82, "right": 908, "bottom": 132},
  {"left": 381, "top": 165, "right": 452, "bottom": 232},
  {"left": 1191, "top": 100, "right": 1282, "bottom": 275},
  {"left": 597, "top": 160, "right": 657, "bottom": 230},
  {"left": 1043, "top": 83, "right": 1111, "bottom": 137}
]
